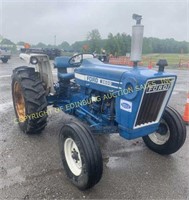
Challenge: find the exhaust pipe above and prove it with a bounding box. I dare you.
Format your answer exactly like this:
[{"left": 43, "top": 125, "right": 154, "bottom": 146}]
[{"left": 130, "top": 14, "right": 144, "bottom": 67}]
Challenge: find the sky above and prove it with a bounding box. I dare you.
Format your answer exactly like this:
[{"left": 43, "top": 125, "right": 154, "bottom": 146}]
[{"left": 0, "top": 0, "right": 188, "bottom": 45}]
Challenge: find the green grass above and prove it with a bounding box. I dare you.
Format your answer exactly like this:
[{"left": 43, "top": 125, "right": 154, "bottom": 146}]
[{"left": 141, "top": 53, "right": 189, "bottom": 68}]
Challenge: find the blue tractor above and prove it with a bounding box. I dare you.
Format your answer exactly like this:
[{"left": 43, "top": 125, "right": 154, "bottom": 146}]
[{"left": 12, "top": 15, "right": 186, "bottom": 190}]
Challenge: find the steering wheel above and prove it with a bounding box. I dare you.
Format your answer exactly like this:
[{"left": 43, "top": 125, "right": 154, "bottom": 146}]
[
  {"left": 68, "top": 53, "right": 94, "bottom": 66},
  {"left": 68, "top": 53, "right": 83, "bottom": 66}
]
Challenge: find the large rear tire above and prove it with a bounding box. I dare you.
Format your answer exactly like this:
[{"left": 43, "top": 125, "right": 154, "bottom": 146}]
[
  {"left": 59, "top": 122, "right": 103, "bottom": 190},
  {"left": 142, "top": 106, "right": 186, "bottom": 155},
  {"left": 12, "top": 66, "right": 48, "bottom": 134}
]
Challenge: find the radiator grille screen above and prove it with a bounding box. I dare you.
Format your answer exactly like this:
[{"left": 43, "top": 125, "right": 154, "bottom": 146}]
[{"left": 135, "top": 78, "right": 174, "bottom": 127}]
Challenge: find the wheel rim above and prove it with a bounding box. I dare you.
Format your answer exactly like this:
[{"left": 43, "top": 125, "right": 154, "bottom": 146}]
[
  {"left": 64, "top": 138, "right": 82, "bottom": 176},
  {"left": 149, "top": 119, "right": 170, "bottom": 145},
  {"left": 14, "top": 82, "right": 26, "bottom": 122}
]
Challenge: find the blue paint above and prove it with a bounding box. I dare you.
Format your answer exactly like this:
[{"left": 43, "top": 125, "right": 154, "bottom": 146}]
[{"left": 48, "top": 56, "right": 177, "bottom": 140}]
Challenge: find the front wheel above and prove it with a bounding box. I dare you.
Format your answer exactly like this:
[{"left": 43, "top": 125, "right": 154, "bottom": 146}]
[
  {"left": 59, "top": 122, "right": 103, "bottom": 190},
  {"left": 142, "top": 106, "right": 186, "bottom": 155}
]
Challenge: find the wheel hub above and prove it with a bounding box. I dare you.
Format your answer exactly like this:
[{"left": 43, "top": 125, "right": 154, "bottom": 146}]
[
  {"left": 157, "top": 123, "right": 168, "bottom": 135},
  {"left": 14, "top": 82, "right": 26, "bottom": 122},
  {"left": 149, "top": 119, "right": 170, "bottom": 145},
  {"left": 71, "top": 149, "right": 80, "bottom": 163},
  {"left": 64, "top": 138, "right": 82, "bottom": 176}
]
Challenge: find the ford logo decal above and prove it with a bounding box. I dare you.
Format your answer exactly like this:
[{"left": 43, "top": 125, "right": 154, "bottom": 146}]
[{"left": 121, "top": 102, "right": 131, "bottom": 109}]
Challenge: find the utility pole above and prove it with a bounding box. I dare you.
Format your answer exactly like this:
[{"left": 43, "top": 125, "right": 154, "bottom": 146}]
[{"left": 54, "top": 35, "right": 56, "bottom": 47}]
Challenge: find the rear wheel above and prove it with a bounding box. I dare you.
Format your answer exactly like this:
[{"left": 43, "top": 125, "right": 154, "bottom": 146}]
[
  {"left": 142, "top": 106, "right": 186, "bottom": 155},
  {"left": 59, "top": 122, "right": 103, "bottom": 190},
  {"left": 12, "top": 66, "right": 48, "bottom": 134}
]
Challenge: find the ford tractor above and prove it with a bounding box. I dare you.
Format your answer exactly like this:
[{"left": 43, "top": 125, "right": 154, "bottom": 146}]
[{"left": 11, "top": 14, "right": 186, "bottom": 190}]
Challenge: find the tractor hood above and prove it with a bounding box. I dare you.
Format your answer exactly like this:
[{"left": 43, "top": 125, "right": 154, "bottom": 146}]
[{"left": 75, "top": 58, "right": 176, "bottom": 94}]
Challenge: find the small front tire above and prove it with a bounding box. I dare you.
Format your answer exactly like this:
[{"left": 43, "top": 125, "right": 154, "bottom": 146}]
[
  {"left": 142, "top": 106, "right": 186, "bottom": 155},
  {"left": 59, "top": 122, "right": 103, "bottom": 190}
]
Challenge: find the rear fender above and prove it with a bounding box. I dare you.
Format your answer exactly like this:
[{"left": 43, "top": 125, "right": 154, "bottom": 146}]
[{"left": 19, "top": 53, "right": 55, "bottom": 94}]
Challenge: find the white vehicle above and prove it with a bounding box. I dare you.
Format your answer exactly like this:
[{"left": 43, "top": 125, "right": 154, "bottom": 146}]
[{"left": 0, "top": 47, "right": 11, "bottom": 63}]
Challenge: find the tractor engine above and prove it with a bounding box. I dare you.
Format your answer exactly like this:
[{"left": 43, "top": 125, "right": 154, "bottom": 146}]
[{"left": 87, "top": 90, "right": 115, "bottom": 122}]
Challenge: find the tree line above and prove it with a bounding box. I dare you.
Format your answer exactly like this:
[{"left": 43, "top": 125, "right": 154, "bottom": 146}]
[
  {"left": 1, "top": 29, "right": 189, "bottom": 55},
  {"left": 58, "top": 29, "right": 189, "bottom": 55}
]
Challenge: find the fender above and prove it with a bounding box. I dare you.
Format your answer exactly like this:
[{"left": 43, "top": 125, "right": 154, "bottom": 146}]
[{"left": 19, "top": 53, "right": 55, "bottom": 94}]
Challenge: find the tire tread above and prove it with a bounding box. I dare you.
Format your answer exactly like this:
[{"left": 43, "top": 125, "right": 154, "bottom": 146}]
[{"left": 12, "top": 66, "right": 48, "bottom": 134}]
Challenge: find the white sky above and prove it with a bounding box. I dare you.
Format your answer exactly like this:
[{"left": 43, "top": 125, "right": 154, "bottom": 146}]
[{"left": 0, "top": 0, "right": 188, "bottom": 45}]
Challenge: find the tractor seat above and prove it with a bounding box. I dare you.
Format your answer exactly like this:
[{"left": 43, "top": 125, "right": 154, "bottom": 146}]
[
  {"left": 58, "top": 72, "right": 74, "bottom": 80},
  {"left": 54, "top": 56, "right": 72, "bottom": 68},
  {"left": 54, "top": 56, "right": 75, "bottom": 81}
]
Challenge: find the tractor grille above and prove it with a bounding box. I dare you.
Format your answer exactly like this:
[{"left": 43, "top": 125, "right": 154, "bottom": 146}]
[{"left": 134, "top": 78, "right": 175, "bottom": 128}]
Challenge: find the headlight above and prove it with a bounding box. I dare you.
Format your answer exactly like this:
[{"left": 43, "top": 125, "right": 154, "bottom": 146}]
[{"left": 123, "top": 77, "right": 138, "bottom": 100}]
